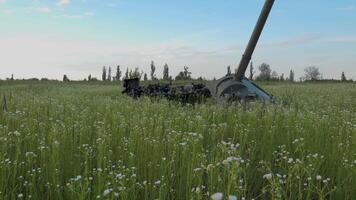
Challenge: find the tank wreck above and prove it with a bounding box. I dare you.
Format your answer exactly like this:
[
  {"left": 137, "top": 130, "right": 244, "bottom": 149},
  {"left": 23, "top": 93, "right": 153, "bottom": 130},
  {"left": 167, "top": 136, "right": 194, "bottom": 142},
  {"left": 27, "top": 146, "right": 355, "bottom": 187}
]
[{"left": 123, "top": 0, "right": 275, "bottom": 103}]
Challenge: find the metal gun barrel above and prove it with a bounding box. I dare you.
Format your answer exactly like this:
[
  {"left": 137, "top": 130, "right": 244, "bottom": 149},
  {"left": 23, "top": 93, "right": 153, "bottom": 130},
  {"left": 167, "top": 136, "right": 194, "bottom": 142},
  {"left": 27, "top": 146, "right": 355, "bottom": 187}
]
[{"left": 235, "top": 0, "right": 275, "bottom": 81}]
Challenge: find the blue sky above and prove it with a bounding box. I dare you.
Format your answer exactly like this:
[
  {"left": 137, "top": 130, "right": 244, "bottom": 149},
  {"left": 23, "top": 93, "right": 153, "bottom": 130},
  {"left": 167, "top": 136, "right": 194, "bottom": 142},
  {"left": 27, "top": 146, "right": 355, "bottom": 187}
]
[{"left": 1, "top": 0, "right": 356, "bottom": 80}]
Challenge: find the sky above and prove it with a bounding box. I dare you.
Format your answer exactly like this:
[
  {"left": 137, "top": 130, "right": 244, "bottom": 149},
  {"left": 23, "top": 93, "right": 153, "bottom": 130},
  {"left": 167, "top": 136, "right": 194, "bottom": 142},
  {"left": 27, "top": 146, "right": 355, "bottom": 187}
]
[{"left": 0, "top": 0, "right": 356, "bottom": 80}]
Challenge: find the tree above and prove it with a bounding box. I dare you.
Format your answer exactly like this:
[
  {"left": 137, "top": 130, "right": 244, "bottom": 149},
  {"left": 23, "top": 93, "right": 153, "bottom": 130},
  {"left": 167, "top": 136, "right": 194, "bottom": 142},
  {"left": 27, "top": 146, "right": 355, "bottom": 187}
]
[
  {"left": 63, "top": 75, "right": 70, "bottom": 82},
  {"left": 289, "top": 70, "right": 295, "bottom": 82},
  {"left": 341, "top": 72, "right": 347, "bottom": 82},
  {"left": 226, "top": 66, "right": 232, "bottom": 76},
  {"left": 279, "top": 73, "right": 285, "bottom": 81},
  {"left": 10, "top": 74, "right": 14, "bottom": 81},
  {"left": 129, "top": 68, "right": 142, "bottom": 79},
  {"left": 88, "top": 74, "right": 92, "bottom": 81},
  {"left": 304, "top": 66, "right": 321, "bottom": 81},
  {"left": 257, "top": 63, "right": 272, "bottom": 81},
  {"left": 116, "top": 65, "right": 122, "bottom": 81},
  {"left": 175, "top": 66, "right": 192, "bottom": 80},
  {"left": 124, "top": 68, "right": 129, "bottom": 80},
  {"left": 163, "top": 63, "right": 169, "bottom": 80},
  {"left": 143, "top": 73, "right": 148, "bottom": 81},
  {"left": 271, "top": 70, "right": 279, "bottom": 81},
  {"left": 102, "top": 66, "right": 107, "bottom": 81},
  {"left": 183, "top": 66, "right": 191, "bottom": 78},
  {"left": 150, "top": 61, "right": 156, "bottom": 80},
  {"left": 249, "top": 62, "right": 255, "bottom": 80},
  {"left": 175, "top": 72, "right": 186, "bottom": 80},
  {"left": 108, "top": 67, "right": 112, "bottom": 81}
]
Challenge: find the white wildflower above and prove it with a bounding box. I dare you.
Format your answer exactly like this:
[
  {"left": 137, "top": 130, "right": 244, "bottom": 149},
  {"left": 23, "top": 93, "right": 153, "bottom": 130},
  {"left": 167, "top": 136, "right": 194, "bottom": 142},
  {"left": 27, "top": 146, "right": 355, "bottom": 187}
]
[
  {"left": 288, "top": 158, "right": 294, "bottom": 164},
  {"left": 263, "top": 173, "right": 273, "bottom": 180},
  {"left": 229, "top": 195, "right": 238, "bottom": 200},
  {"left": 103, "top": 189, "right": 112, "bottom": 196},
  {"left": 207, "top": 164, "right": 214, "bottom": 171},
  {"left": 211, "top": 193, "right": 223, "bottom": 200},
  {"left": 74, "top": 175, "right": 82, "bottom": 181},
  {"left": 13, "top": 131, "right": 21, "bottom": 136},
  {"left": 211, "top": 193, "right": 237, "bottom": 200}
]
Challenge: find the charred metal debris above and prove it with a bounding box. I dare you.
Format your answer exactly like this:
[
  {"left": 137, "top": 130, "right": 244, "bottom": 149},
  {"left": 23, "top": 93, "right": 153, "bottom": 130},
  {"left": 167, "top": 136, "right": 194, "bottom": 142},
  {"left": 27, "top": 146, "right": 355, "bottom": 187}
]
[{"left": 122, "top": 78, "right": 211, "bottom": 103}]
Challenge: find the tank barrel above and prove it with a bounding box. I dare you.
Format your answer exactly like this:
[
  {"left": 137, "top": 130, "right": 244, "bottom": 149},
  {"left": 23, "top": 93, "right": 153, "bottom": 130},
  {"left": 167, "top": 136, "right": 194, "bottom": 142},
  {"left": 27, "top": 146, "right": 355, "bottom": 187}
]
[{"left": 235, "top": 0, "right": 275, "bottom": 81}]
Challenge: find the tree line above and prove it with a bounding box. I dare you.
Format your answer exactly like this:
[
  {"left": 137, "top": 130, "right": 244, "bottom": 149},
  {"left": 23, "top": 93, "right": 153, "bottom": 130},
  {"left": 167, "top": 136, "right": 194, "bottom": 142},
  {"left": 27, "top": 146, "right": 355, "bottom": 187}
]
[
  {"left": 3, "top": 61, "right": 353, "bottom": 83},
  {"left": 239, "top": 62, "right": 352, "bottom": 82},
  {"left": 89, "top": 61, "right": 194, "bottom": 82}
]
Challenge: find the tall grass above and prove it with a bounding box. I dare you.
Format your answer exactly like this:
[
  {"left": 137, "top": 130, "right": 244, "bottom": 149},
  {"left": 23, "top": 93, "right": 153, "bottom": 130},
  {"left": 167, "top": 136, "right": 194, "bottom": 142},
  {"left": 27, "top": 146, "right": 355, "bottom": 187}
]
[{"left": 0, "top": 81, "right": 355, "bottom": 199}]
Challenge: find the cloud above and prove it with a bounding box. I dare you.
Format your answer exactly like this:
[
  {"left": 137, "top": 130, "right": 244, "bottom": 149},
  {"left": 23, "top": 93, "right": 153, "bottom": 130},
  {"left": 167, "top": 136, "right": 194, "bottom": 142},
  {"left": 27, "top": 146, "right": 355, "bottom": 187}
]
[
  {"left": 27, "top": 6, "right": 51, "bottom": 13},
  {"left": 36, "top": 6, "right": 51, "bottom": 13},
  {"left": 262, "top": 34, "right": 323, "bottom": 48},
  {"left": 337, "top": 5, "right": 355, "bottom": 11},
  {"left": 55, "top": 11, "right": 94, "bottom": 19},
  {"left": 0, "top": 33, "right": 231, "bottom": 79},
  {"left": 106, "top": 3, "right": 117, "bottom": 8},
  {"left": 219, "top": 34, "right": 323, "bottom": 54},
  {"left": 60, "top": 14, "right": 82, "bottom": 19},
  {"left": 84, "top": 11, "right": 94, "bottom": 17},
  {"left": 1, "top": 9, "right": 15, "bottom": 14},
  {"left": 0, "top": 33, "right": 355, "bottom": 80},
  {"left": 56, "top": 0, "right": 70, "bottom": 6},
  {"left": 326, "top": 35, "right": 356, "bottom": 42}
]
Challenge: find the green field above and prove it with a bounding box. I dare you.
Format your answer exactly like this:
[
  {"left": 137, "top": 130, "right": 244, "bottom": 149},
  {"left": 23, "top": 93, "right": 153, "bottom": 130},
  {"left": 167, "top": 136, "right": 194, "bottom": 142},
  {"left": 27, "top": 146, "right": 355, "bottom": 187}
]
[{"left": 0, "top": 81, "right": 355, "bottom": 200}]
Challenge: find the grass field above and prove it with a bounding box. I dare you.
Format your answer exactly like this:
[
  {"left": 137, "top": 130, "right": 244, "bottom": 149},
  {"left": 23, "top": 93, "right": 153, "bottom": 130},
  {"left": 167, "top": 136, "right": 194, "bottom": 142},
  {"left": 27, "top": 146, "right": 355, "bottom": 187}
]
[{"left": 0, "top": 81, "right": 355, "bottom": 200}]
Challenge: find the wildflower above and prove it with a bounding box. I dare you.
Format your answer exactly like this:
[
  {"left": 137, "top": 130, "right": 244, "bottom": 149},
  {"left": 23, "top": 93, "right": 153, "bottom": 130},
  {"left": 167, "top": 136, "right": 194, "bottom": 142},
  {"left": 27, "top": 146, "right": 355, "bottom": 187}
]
[
  {"left": 263, "top": 173, "right": 273, "bottom": 180},
  {"left": 288, "top": 158, "right": 294, "bottom": 164},
  {"left": 207, "top": 164, "right": 214, "bottom": 171},
  {"left": 179, "top": 142, "right": 187, "bottom": 146},
  {"left": 316, "top": 175, "right": 322, "bottom": 180},
  {"left": 25, "top": 152, "right": 37, "bottom": 157},
  {"left": 74, "top": 175, "right": 82, "bottom": 181},
  {"left": 210, "top": 193, "right": 237, "bottom": 200},
  {"left": 193, "top": 187, "right": 201, "bottom": 193},
  {"left": 18, "top": 193, "right": 23, "bottom": 198},
  {"left": 211, "top": 193, "right": 223, "bottom": 200},
  {"left": 229, "top": 195, "right": 238, "bottom": 200},
  {"left": 222, "top": 160, "right": 229, "bottom": 165},
  {"left": 118, "top": 186, "right": 126, "bottom": 191},
  {"left": 13, "top": 131, "right": 21, "bottom": 136},
  {"left": 103, "top": 189, "right": 112, "bottom": 196},
  {"left": 193, "top": 168, "right": 202, "bottom": 172}
]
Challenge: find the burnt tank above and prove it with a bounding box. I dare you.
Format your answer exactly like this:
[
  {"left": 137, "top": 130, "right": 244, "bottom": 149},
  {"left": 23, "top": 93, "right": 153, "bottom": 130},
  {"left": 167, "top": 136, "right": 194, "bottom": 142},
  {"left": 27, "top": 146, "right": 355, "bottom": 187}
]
[
  {"left": 123, "top": 0, "right": 275, "bottom": 103},
  {"left": 122, "top": 78, "right": 211, "bottom": 103}
]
